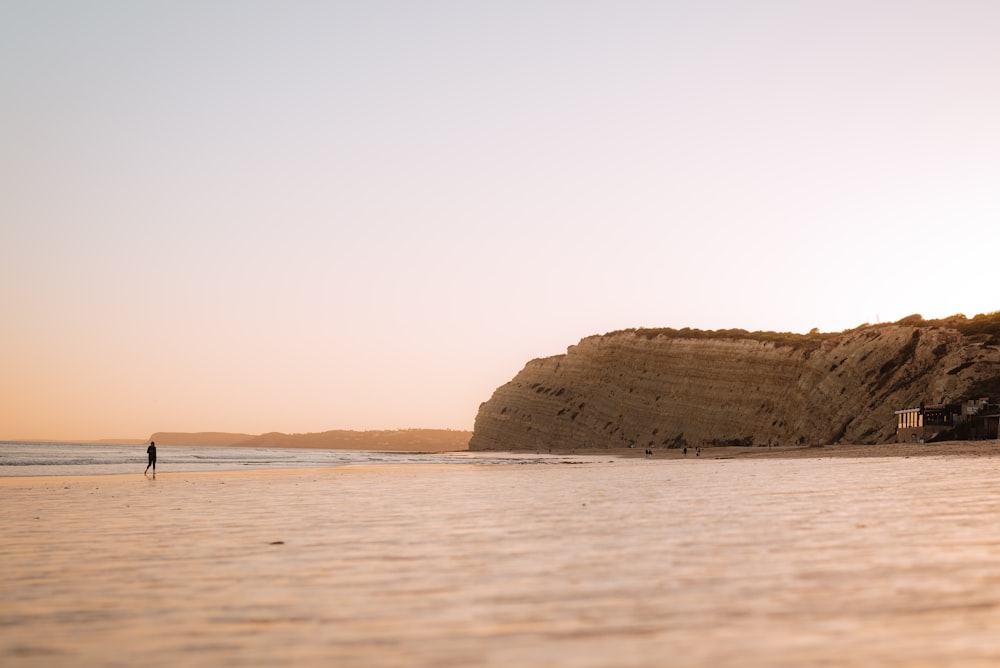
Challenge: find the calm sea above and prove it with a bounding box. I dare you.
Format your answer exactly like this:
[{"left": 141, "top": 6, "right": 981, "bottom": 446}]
[{"left": 0, "top": 441, "right": 543, "bottom": 477}]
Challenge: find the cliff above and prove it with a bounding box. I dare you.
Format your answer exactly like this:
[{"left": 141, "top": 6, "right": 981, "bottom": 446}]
[{"left": 469, "top": 314, "right": 1000, "bottom": 451}]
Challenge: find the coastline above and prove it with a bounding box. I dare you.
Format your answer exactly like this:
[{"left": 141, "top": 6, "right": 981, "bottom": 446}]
[
  {"left": 503, "top": 439, "right": 1000, "bottom": 460},
  {"left": 5, "top": 438, "right": 1000, "bottom": 483}
]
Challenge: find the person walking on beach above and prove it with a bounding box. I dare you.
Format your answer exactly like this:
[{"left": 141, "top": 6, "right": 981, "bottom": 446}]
[{"left": 145, "top": 441, "right": 156, "bottom": 475}]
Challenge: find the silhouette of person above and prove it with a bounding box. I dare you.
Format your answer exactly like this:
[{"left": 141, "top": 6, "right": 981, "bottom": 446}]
[{"left": 145, "top": 441, "right": 156, "bottom": 475}]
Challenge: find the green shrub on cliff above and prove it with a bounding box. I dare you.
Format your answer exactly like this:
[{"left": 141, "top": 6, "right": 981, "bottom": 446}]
[
  {"left": 605, "top": 311, "right": 1000, "bottom": 349},
  {"left": 606, "top": 326, "right": 836, "bottom": 349},
  {"left": 896, "top": 311, "right": 1000, "bottom": 338}
]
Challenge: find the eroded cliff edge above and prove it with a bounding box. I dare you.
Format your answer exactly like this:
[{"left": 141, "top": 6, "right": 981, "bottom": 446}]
[{"left": 469, "top": 315, "right": 1000, "bottom": 451}]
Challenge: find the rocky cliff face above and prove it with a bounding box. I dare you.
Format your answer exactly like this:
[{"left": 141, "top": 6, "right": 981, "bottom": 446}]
[{"left": 469, "top": 320, "right": 1000, "bottom": 451}]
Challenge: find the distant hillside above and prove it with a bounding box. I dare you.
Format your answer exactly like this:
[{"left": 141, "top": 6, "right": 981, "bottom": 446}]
[
  {"left": 470, "top": 312, "right": 1000, "bottom": 450},
  {"left": 148, "top": 429, "right": 471, "bottom": 452},
  {"left": 147, "top": 432, "right": 256, "bottom": 446},
  {"left": 89, "top": 438, "right": 148, "bottom": 445}
]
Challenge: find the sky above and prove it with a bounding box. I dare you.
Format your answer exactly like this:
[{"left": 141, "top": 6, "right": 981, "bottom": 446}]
[{"left": 2, "top": 1, "right": 999, "bottom": 441}]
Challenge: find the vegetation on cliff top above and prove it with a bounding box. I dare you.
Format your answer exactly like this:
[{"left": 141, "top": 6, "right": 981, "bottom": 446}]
[
  {"left": 605, "top": 311, "right": 1000, "bottom": 348},
  {"left": 603, "top": 326, "right": 838, "bottom": 350},
  {"left": 895, "top": 312, "right": 1000, "bottom": 341}
]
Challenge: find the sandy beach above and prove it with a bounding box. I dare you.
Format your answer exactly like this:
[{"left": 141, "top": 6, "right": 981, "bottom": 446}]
[
  {"left": 541, "top": 438, "right": 1000, "bottom": 460},
  {"left": 4, "top": 453, "right": 1000, "bottom": 667}
]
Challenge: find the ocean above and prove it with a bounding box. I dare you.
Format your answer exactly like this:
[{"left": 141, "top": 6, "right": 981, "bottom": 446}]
[{"left": 0, "top": 441, "right": 552, "bottom": 477}]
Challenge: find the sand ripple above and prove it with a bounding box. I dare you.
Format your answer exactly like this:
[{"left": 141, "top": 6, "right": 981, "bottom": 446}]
[{"left": 3, "top": 457, "right": 1000, "bottom": 666}]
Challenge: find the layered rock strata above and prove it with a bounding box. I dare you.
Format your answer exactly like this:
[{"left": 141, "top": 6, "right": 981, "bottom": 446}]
[{"left": 470, "top": 321, "right": 1000, "bottom": 451}]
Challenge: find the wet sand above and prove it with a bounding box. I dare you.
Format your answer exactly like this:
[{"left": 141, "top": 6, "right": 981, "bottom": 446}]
[
  {"left": 4, "top": 455, "right": 1000, "bottom": 666},
  {"left": 540, "top": 438, "right": 1000, "bottom": 460}
]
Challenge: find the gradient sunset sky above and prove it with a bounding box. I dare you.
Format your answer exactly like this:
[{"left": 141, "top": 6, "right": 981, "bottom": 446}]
[{"left": 3, "top": 1, "right": 999, "bottom": 441}]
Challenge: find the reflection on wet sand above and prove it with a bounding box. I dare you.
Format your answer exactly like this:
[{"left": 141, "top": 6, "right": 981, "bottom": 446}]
[{"left": 3, "top": 457, "right": 1000, "bottom": 667}]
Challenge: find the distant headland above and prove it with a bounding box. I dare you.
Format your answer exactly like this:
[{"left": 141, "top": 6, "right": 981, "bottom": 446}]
[{"left": 146, "top": 429, "right": 471, "bottom": 452}]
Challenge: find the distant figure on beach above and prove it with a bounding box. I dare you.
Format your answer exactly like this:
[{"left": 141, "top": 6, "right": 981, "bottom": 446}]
[
  {"left": 683, "top": 447, "right": 688, "bottom": 457},
  {"left": 145, "top": 441, "right": 156, "bottom": 475}
]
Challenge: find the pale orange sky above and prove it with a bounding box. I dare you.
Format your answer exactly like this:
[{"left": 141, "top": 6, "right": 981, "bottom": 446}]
[{"left": 2, "top": 2, "right": 999, "bottom": 441}]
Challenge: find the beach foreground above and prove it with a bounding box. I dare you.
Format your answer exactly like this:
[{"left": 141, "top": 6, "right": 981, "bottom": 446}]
[
  {"left": 3, "top": 456, "right": 1000, "bottom": 667},
  {"left": 536, "top": 439, "right": 1000, "bottom": 459}
]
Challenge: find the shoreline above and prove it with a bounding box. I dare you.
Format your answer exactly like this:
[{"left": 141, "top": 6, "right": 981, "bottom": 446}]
[
  {"left": 8, "top": 437, "right": 999, "bottom": 461},
  {"left": 4, "top": 439, "right": 1000, "bottom": 483},
  {"left": 479, "top": 438, "right": 1000, "bottom": 460}
]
